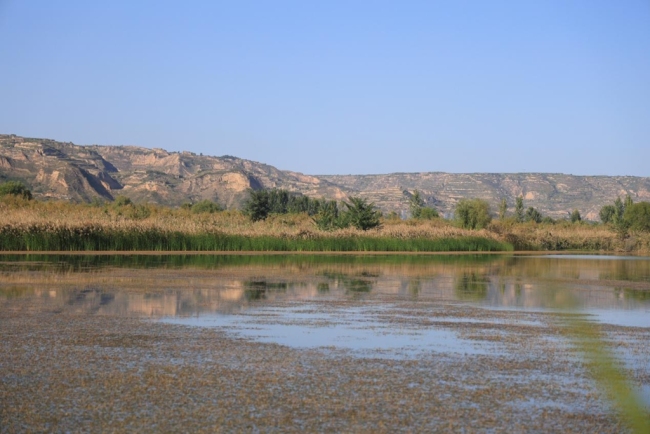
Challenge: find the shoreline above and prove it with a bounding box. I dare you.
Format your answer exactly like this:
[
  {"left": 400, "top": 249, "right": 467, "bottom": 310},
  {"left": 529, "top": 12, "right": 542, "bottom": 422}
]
[{"left": 0, "top": 249, "right": 646, "bottom": 257}]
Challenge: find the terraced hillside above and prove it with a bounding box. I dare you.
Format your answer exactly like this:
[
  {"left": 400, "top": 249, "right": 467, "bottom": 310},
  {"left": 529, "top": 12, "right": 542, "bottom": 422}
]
[
  {"left": 1, "top": 134, "right": 648, "bottom": 220},
  {"left": 319, "top": 172, "right": 650, "bottom": 220}
]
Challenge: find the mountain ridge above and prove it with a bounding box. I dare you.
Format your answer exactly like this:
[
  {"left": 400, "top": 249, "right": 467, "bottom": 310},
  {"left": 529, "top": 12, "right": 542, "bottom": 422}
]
[{"left": 1, "top": 134, "right": 648, "bottom": 221}]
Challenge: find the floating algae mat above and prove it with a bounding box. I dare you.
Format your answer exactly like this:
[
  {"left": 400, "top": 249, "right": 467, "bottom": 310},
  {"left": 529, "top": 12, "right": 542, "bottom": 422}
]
[{"left": 1, "top": 253, "right": 649, "bottom": 432}]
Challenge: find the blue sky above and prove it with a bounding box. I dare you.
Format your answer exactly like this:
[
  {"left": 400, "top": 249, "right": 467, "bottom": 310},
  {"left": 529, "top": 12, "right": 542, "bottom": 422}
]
[{"left": 1, "top": 1, "right": 648, "bottom": 176}]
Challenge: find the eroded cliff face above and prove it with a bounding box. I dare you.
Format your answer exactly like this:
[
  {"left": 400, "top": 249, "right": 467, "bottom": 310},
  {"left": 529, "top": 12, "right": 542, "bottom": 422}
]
[
  {"left": 1, "top": 134, "right": 648, "bottom": 219},
  {"left": 0, "top": 135, "right": 346, "bottom": 208}
]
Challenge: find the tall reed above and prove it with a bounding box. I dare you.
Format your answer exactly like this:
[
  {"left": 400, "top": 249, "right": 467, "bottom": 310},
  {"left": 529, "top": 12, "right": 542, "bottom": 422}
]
[{"left": 0, "top": 224, "right": 512, "bottom": 252}]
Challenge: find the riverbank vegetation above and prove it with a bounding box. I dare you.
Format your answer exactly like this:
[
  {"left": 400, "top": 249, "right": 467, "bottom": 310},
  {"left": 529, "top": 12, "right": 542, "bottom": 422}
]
[{"left": 1, "top": 182, "right": 649, "bottom": 253}]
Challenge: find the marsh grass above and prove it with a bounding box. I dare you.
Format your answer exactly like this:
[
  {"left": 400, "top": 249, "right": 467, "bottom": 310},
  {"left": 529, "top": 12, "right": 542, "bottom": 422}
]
[
  {"left": 1, "top": 197, "right": 648, "bottom": 252},
  {"left": 488, "top": 220, "right": 650, "bottom": 252},
  {"left": 0, "top": 224, "right": 511, "bottom": 252},
  {"left": 0, "top": 199, "right": 511, "bottom": 251}
]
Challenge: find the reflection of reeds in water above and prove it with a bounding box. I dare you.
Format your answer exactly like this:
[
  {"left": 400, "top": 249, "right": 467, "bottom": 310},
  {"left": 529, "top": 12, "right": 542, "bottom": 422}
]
[
  {"left": 454, "top": 272, "right": 489, "bottom": 301},
  {"left": 561, "top": 315, "right": 650, "bottom": 433},
  {"left": 3, "top": 257, "right": 648, "bottom": 318},
  {"left": 2, "top": 256, "right": 648, "bottom": 308}
]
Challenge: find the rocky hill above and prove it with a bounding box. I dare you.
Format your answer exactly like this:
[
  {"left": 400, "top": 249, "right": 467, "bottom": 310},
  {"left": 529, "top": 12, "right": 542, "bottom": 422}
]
[{"left": 1, "top": 134, "right": 648, "bottom": 220}]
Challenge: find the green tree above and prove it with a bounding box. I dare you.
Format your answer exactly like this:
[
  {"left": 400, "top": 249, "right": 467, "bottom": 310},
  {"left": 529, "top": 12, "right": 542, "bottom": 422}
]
[
  {"left": 342, "top": 197, "right": 382, "bottom": 230},
  {"left": 611, "top": 196, "right": 630, "bottom": 239},
  {"left": 570, "top": 209, "right": 582, "bottom": 223},
  {"left": 623, "top": 202, "right": 650, "bottom": 232},
  {"left": 613, "top": 197, "right": 625, "bottom": 223},
  {"left": 243, "top": 188, "right": 325, "bottom": 218},
  {"left": 514, "top": 196, "right": 524, "bottom": 222},
  {"left": 455, "top": 198, "right": 492, "bottom": 230},
  {"left": 409, "top": 190, "right": 425, "bottom": 219},
  {"left": 599, "top": 205, "right": 616, "bottom": 224},
  {"left": 267, "top": 189, "right": 290, "bottom": 214},
  {"left": 525, "top": 207, "right": 543, "bottom": 223},
  {"left": 409, "top": 190, "right": 438, "bottom": 220},
  {"left": 242, "top": 189, "right": 271, "bottom": 221},
  {"left": 0, "top": 181, "right": 32, "bottom": 200},
  {"left": 498, "top": 198, "right": 508, "bottom": 220},
  {"left": 312, "top": 201, "right": 342, "bottom": 231}
]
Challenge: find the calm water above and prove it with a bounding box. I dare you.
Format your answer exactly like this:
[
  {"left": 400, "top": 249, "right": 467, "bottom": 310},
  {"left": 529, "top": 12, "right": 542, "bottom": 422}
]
[
  {"left": 1, "top": 253, "right": 649, "bottom": 355},
  {"left": 1, "top": 254, "right": 649, "bottom": 316}
]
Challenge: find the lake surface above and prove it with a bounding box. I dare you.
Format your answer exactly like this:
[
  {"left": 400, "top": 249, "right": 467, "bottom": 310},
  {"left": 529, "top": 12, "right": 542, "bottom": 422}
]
[{"left": 1, "top": 253, "right": 649, "bottom": 431}]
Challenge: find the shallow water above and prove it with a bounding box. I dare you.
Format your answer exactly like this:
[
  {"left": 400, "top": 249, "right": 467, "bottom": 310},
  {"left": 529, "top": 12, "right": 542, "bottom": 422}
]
[
  {"left": 1, "top": 253, "right": 648, "bottom": 357},
  {"left": 1, "top": 253, "right": 649, "bottom": 431},
  {"left": 2, "top": 253, "right": 648, "bottom": 321},
  {"left": 163, "top": 304, "right": 499, "bottom": 358}
]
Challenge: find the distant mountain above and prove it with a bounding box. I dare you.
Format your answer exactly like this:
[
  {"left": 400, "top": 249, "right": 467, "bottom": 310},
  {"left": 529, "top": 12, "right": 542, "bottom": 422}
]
[{"left": 1, "top": 134, "right": 648, "bottom": 220}]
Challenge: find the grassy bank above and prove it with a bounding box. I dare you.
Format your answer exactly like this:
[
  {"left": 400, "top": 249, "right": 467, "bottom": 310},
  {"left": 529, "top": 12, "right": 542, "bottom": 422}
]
[{"left": 1, "top": 197, "right": 648, "bottom": 252}]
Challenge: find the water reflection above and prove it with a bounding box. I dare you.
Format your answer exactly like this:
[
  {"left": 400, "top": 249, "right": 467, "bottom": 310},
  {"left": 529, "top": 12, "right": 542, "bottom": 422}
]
[
  {"left": 454, "top": 272, "right": 488, "bottom": 301},
  {"left": 0, "top": 254, "right": 649, "bottom": 326}
]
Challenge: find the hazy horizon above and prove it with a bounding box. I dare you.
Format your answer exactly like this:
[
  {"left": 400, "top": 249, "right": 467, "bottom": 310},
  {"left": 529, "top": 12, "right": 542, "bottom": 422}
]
[{"left": 1, "top": 1, "right": 648, "bottom": 177}]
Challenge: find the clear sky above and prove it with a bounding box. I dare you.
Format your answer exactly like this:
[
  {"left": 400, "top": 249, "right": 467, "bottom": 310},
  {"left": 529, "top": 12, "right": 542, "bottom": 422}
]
[{"left": 1, "top": 1, "right": 648, "bottom": 176}]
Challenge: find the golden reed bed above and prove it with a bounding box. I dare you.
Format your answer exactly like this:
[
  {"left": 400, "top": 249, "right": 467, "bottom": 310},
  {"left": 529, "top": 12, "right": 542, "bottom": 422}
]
[{"left": 0, "top": 198, "right": 648, "bottom": 252}]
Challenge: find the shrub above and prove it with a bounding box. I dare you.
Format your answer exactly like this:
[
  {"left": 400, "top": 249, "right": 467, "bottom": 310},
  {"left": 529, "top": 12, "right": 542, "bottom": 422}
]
[
  {"left": 113, "top": 195, "right": 132, "bottom": 207},
  {"left": 191, "top": 200, "right": 222, "bottom": 214},
  {"left": 455, "top": 198, "right": 492, "bottom": 230},
  {"left": 0, "top": 181, "right": 32, "bottom": 200},
  {"left": 418, "top": 207, "right": 439, "bottom": 220}
]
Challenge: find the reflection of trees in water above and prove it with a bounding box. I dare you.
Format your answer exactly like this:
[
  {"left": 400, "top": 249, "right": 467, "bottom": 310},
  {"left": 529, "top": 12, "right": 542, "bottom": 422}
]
[
  {"left": 602, "top": 259, "right": 650, "bottom": 282},
  {"left": 6, "top": 254, "right": 648, "bottom": 290},
  {"left": 317, "top": 270, "right": 375, "bottom": 294},
  {"left": 454, "top": 272, "right": 488, "bottom": 301},
  {"left": 0, "top": 253, "right": 509, "bottom": 279},
  {"left": 408, "top": 279, "right": 421, "bottom": 297},
  {"left": 4, "top": 255, "right": 650, "bottom": 316},
  {"left": 615, "top": 288, "right": 650, "bottom": 301},
  {"left": 243, "top": 281, "right": 288, "bottom": 301},
  {"left": 343, "top": 279, "right": 373, "bottom": 293},
  {"left": 244, "top": 289, "right": 266, "bottom": 301}
]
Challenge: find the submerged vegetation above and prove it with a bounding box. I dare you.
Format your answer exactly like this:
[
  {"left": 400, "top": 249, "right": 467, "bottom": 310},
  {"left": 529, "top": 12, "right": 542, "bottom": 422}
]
[{"left": 0, "top": 182, "right": 649, "bottom": 252}]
